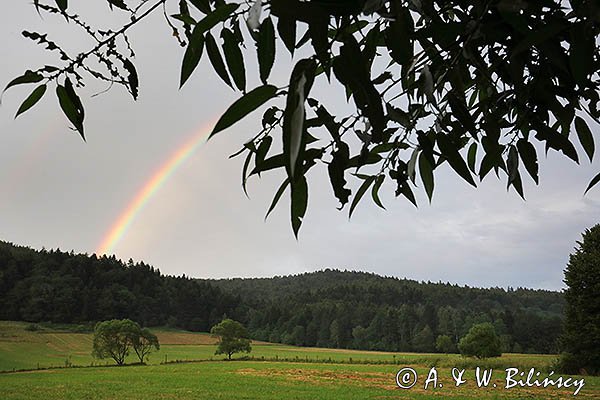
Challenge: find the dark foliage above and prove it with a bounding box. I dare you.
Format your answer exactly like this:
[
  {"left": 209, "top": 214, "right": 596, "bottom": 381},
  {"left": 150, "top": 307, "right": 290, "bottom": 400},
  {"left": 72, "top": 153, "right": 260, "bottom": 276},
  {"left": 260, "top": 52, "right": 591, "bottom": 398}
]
[
  {"left": 0, "top": 241, "right": 564, "bottom": 354},
  {"left": 0, "top": 241, "right": 238, "bottom": 331},
  {"left": 560, "top": 224, "right": 600, "bottom": 375},
  {"left": 5, "top": 1, "right": 600, "bottom": 235},
  {"left": 211, "top": 318, "right": 252, "bottom": 359},
  {"left": 206, "top": 269, "right": 565, "bottom": 354},
  {"left": 458, "top": 322, "right": 502, "bottom": 358}
]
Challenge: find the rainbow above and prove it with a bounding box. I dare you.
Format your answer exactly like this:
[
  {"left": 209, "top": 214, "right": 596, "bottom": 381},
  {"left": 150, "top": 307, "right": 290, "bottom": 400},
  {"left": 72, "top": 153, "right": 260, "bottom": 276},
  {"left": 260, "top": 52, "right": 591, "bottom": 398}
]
[{"left": 96, "top": 122, "right": 213, "bottom": 256}]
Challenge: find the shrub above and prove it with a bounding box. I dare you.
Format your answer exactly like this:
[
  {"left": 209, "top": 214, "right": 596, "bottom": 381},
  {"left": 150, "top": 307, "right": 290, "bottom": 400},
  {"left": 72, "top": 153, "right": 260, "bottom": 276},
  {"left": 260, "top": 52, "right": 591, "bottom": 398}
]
[{"left": 458, "top": 323, "right": 502, "bottom": 359}]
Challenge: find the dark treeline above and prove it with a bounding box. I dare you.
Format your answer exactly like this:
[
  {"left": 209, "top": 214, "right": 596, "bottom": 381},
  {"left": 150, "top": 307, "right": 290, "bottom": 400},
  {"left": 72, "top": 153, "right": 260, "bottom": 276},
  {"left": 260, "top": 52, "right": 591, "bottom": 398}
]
[
  {"left": 0, "top": 241, "right": 237, "bottom": 331},
  {"left": 208, "top": 271, "right": 565, "bottom": 354},
  {"left": 1, "top": 241, "right": 564, "bottom": 354}
]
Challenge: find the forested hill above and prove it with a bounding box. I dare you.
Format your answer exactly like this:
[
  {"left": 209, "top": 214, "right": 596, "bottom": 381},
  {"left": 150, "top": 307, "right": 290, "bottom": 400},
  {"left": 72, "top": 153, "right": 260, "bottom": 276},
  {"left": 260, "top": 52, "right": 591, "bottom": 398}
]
[
  {"left": 0, "top": 241, "right": 237, "bottom": 332},
  {"left": 206, "top": 269, "right": 563, "bottom": 311},
  {"left": 1, "top": 241, "right": 564, "bottom": 354},
  {"left": 204, "top": 270, "right": 565, "bottom": 354}
]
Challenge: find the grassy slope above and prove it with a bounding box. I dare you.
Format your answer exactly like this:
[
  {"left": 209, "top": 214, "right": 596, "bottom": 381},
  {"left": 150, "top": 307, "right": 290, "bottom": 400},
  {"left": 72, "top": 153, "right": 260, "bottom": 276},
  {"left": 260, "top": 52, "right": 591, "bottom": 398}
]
[
  {"left": 1, "top": 321, "right": 598, "bottom": 399},
  {"left": 1, "top": 362, "right": 599, "bottom": 400},
  {"left": 0, "top": 321, "right": 554, "bottom": 371}
]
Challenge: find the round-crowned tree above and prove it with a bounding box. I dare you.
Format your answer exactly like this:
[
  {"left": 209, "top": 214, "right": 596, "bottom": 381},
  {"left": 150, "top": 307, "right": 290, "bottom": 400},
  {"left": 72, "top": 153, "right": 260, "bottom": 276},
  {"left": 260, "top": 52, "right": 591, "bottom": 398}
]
[
  {"left": 92, "top": 319, "right": 159, "bottom": 365},
  {"left": 132, "top": 327, "right": 160, "bottom": 364},
  {"left": 210, "top": 318, "right": 252, "bottom": 360},
  {"left": 92, "top": 319, "right": 140, "bottom": 365},
  {"left": 458, "top": 322, "right": 502, "bottom": 359},
  {"left": 436, "top": 334, "right": 456, "bottom": 354},
  {"left": 560, "top": 224, "right": 600, "bottom": 375}
]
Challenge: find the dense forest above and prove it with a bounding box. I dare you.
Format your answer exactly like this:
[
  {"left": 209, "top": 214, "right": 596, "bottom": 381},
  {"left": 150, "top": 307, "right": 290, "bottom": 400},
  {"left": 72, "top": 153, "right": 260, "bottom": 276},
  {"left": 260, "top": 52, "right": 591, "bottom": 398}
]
[
  {"left": 0, "top": 241, "right": 237, "bottom": 332},
  {"left": 207, "top": 271, "right": 564, "bottom": 354},
  {"left": 0, "top": 241, "right": 564, "bottom": 354}
]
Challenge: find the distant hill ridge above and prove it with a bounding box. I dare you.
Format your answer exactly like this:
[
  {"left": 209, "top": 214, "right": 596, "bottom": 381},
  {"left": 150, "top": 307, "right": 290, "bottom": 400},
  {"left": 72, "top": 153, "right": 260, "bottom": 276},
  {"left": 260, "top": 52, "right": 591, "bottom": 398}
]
[
  {"left": 0, "top": 240, "right": 564, "bottom": 354},
  {"left": 204, "top": 269, "right": 562, "bottom": 306}
]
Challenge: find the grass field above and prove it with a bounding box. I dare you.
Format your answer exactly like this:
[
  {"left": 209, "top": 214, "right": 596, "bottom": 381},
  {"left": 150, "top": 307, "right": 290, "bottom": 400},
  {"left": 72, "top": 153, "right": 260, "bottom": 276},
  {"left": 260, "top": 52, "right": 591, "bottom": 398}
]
[{"left": 0, "top": 321, "right": 597, "bottom": 399}]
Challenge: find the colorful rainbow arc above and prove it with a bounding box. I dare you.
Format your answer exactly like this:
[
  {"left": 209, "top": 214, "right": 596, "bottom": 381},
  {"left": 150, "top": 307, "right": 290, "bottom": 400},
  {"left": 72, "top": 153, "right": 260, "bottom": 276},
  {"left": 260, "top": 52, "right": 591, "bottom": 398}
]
[{"left": 96, "top": 123, "right": 213, "bottom": 256}]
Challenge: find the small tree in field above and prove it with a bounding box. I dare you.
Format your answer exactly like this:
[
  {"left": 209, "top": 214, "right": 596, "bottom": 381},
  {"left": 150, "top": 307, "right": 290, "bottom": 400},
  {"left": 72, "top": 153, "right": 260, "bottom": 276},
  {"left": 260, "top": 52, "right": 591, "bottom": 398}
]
[
  {"left": 458, "top": 323, "right": 502, "bottom": 359},
  {"left": 436, "top": 335, "right": 456, "bottom": 354},
  {"left": 560, "top": 224, "right": 600, "bottom": 375},
  {"left": 92, "top": 319, "right": 159, "bottom": 365},
  {"left": 132, "top": 327, "right": 160, "bottom": 364},
  {"left": 211, "top": 319, "right": 252, "bottom": 360},
  {"left": 92, "top": 319, "right": 139, "bottom": 365}
]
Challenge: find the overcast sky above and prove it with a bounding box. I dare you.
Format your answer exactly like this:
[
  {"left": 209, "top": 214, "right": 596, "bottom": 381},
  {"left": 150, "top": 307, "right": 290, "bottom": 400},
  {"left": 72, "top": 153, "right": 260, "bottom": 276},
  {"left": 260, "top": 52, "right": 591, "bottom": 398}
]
[{"left": 1, "top": 2, "right": 598, "bottom": 290}]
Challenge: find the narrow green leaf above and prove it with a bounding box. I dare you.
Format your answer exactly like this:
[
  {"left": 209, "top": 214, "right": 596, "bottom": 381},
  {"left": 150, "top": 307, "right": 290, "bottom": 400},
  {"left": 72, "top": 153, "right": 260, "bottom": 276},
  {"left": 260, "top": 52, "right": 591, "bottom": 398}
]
[
  {"left": 575, "top": 116, "right": 595, "bottom": 162},
  {"left": 372, "top": 71, "right": 393, "bottom": 85},
  {"left": 437, "top": 134, "right": 476, "bottom": 187},
  {"left": 42, "top": 65, "right": 59, "bottom": 73},
  {"left": 205, "top": 33, "right": 232, "bottom": 88},
  {"left": 276, "top": 15, "right": 296, "bottom": 55},
  {"left": 210, "top": 85, "right": 278, "bottom": 138},
  {"left": 257, "top": 17, "right": 276, "bottom": 84},
  {"left": 3, "top": 70, "right": 43, "bottom": 93},
  {"left": 221, "top": 28, "right": 246, "bottom": 91},
  {"left": 177, "top": 0, "right": 192, "bottom": 29},
  {"left": 534, "top": 123, "right": 579, "bottom": 164},
  {"left": 349, "top": 175, "right": 375, "bottom": 218},
  {"left": 355, "top": 174, "right": 371, "bottom": 180},
  {"left": 56, "top": 80, "right": 85, "bottom": 140},
  {"left": 266, "top": 178, "right": 290, "bottom": 219},
  {"left": 584, "top": 171, "right": 600, "bottom": 195},
  {"left": 419, "top": 152, "right": 434, "bottom": 202},
  {"left": 55, "top": 0, "right": 67, "bottom": 12},
  {"left": 347, "top": 152, "right": 382, "bottom": 168},
  {"left": 180, "top": 26, "right": 205, "bottom": 88},
  {"left": 307, "top": 16, "right": 329, "bottom": 68},
  {"left": 400, "top": 183, "right": 418, "bottom": 207},
  {"left": 407, "top": 148, "right": 419, "bottom": 183},
  {"left": 15, "top": 84, "right": 46, "bottom": 119},
  {"left": 467, "top": 142, "right": 477, "bottom": 173},
  {"left": 251, "top": 153, "right": 284, "bottom": 176},
  {"left": 315, "top": 105, "right": 340, "bottom": 142},
  {"left": 328, "top": 142, "right": 352, "bottom": 207},
  {"left": 193, "top": 3, "right": 239, "bottom": 33},
  {"left": 123, "top": 59, "right": 139, "bottom": 100},
  {"left": 282, "top": 59, "right": 317, "bottom": 181},
  {"left": 107, "top": 0, "right": 127, "bottom": 11},
  {"left": 372, "top": 142, "right": 407, "bottom": 154},
  {"left": 189, "top": 0, "right": 211, "bottom": 14},
  {"left": 516, "top": 139, "right": 539, "bottom": 184},
  {"left": 479, "top": 154, "right": 495, "bottom": 181},
  {"left": 255, "top": 136, "right": 273, "bottom": 172},
  {"left": 241, "top": 149, "right": 253, "bottom": 196},
  {"left": 291, "top": 176, "right": 308, "bottom": 238},
  {"left": 171, "top": 13, "right": 197, "bottom": 26},
  {"left": 385, "top": 7, "right": 412, "bottom": 67},
  {"left": 371, "top": 175, "right": 386, "bottom": 210},
  {"left": 510, "top": 171, "right": 526, "bottom": 199},
  {"left": 448, "top": 93, "right": 476, "bottom": 136},
  {"left": 229, "top": 145, "right": 246, "bottom": 159},
  {"left": 333, "top": 35, "right": 385, "bottom": 138},
  {"left": 506, "top": 145, "right": 519, "bottom": 187}
]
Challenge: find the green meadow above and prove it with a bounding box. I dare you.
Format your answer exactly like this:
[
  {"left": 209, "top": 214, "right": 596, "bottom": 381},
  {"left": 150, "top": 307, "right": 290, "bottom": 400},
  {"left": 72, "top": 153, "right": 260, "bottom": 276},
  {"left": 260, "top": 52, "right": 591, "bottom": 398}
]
[{"left": 1, "top": 321, "right": 597, "bottom": 399}]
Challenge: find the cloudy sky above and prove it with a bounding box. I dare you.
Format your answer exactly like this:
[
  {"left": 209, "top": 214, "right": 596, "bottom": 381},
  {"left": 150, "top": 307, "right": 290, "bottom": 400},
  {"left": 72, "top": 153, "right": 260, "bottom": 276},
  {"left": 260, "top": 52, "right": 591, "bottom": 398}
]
[{"left": 1, "top": 2, "right": 598, "bottom": 290}]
